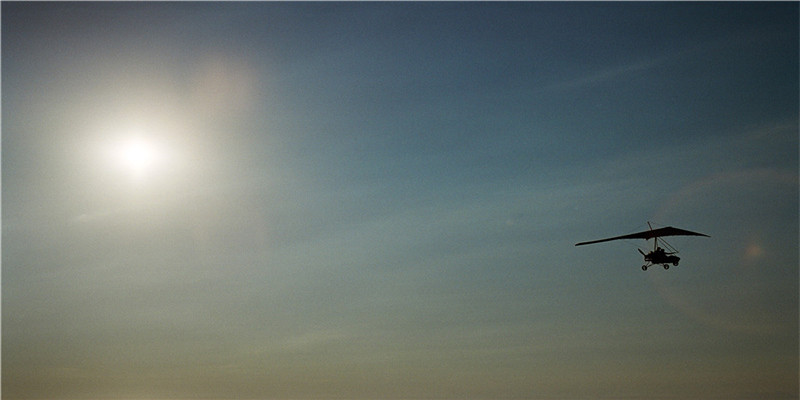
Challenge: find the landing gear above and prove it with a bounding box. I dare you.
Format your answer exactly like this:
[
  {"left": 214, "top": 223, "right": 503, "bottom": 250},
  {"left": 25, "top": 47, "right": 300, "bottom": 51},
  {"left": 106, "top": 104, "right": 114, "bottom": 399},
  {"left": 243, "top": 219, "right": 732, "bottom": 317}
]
[{"left": 641, "top": 263, "right": 674, "bottom": 271}]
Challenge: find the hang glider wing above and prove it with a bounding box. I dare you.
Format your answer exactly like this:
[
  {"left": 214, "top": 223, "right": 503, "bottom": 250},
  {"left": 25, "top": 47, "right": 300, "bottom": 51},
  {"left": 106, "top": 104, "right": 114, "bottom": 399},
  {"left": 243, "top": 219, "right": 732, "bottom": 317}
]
[{"left": 575, "top": 226, "right": 709, "bottom": 246}]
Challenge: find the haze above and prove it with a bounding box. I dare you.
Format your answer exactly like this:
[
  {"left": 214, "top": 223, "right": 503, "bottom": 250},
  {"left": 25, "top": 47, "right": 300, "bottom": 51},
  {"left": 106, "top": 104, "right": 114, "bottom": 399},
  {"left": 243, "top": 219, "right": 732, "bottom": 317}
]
[{"left": 3, "top": 3, "right": 798, "bottom": 400}]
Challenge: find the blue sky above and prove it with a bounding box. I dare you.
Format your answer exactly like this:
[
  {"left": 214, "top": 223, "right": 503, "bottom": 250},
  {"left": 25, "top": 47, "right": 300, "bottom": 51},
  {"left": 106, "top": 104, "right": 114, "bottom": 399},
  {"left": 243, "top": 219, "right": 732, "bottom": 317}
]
[{"left": 3, "top": 3, "right": 798, "bottom": 400}]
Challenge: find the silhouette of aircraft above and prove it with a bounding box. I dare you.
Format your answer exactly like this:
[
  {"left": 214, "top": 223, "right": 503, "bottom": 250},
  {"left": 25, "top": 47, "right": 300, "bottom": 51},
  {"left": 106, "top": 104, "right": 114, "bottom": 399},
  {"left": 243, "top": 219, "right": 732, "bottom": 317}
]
[{"left": 576, "top": 222, "right": 709, "bottom": 270}]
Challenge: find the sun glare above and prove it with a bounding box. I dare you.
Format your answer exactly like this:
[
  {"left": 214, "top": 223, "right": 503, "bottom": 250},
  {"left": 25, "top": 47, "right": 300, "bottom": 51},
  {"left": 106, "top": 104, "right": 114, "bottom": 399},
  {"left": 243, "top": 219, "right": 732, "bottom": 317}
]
[{"left": 115, "top": 136, "right": 161, "bottom": 180}]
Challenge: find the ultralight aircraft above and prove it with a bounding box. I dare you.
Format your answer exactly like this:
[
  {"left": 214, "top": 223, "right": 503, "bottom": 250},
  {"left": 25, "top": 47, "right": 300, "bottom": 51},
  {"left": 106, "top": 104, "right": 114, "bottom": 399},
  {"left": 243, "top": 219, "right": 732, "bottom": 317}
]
[{"left": 576, "top": 222, "right": 709, "bottom": 270}]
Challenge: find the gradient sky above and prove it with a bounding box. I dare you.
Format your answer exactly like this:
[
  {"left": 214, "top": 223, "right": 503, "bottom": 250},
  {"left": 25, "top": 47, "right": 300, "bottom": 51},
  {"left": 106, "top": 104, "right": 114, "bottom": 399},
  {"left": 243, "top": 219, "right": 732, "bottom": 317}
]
[{"left": 3, "top": 3, "right": 798, "bottom": 400}]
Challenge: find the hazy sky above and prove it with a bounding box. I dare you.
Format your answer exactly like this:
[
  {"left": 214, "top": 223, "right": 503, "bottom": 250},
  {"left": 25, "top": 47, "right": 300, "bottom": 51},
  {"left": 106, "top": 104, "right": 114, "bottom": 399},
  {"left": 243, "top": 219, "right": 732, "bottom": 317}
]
[{"left": 3, "top": 2, "right": 798, "bottom": 400}]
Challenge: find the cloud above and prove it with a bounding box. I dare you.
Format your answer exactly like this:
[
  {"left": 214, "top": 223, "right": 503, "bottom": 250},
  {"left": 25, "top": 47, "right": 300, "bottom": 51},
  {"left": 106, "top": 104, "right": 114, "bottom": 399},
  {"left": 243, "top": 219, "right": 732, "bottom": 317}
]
[
  {"left": 544, "top": 57, "right": 661, "bottom": 92},
  {"left": 541, "top": 34, "right": 752, "bottom": 94}
]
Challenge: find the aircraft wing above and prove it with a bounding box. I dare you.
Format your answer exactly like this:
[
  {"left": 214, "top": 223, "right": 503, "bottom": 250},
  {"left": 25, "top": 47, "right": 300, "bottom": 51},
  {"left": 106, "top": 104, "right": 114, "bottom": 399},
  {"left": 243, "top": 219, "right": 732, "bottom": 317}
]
[{"left": 575, "top": 226, "right": 709, "bottom": 246}]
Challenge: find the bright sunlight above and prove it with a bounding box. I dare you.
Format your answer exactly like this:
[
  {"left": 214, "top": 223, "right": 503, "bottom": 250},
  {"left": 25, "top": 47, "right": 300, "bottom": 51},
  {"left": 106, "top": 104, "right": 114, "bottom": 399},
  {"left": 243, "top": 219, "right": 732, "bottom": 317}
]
[
  {"left": 122, "top": 137, "right": 156, "bottom": 174},
  {"left": 111, "top": 135, "right": 163, "bottom": 180}
]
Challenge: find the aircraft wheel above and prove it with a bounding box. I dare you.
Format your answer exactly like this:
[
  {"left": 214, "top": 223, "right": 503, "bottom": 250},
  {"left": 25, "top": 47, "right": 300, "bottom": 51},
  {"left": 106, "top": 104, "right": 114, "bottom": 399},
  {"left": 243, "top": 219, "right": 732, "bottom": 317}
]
[
  {"left": 673, "top": 262, "right": 679, "bottom": 266},
  {"left": 642, "top": 265, "right": 648, "bottom": 271},
  {"left": 663, "top": 264, "right": 669, "bottom": 270}
]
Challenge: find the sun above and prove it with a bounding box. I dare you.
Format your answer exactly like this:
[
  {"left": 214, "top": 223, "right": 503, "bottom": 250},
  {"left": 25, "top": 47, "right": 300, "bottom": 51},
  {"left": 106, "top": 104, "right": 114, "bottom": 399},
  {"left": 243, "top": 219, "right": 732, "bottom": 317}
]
[{"left": 115, "top": 136, "right": 161, "bottom": 180}]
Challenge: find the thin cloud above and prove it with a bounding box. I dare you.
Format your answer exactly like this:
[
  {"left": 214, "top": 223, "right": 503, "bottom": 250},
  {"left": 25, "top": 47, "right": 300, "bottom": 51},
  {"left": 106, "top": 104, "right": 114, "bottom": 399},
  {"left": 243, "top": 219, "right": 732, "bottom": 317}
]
[{"left": 545, "top": 57, "right": 662, "bottom": 93}]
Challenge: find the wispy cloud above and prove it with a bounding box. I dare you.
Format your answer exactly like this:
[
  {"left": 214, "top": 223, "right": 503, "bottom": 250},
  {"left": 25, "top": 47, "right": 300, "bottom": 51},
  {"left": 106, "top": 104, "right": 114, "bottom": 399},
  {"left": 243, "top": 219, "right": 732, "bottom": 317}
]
[
  {"left": 542, "top": 33, "right": 757, "bottom": 93},
  {"left": 544, "top": 57, "right": 662, "bottom": 93}
]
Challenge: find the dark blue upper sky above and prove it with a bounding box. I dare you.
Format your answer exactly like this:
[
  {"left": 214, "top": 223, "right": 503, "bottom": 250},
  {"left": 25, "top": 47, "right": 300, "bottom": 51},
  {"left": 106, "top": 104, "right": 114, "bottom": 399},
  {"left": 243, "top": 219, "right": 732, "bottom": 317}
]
[{"left": 3, "top": 3, "right": 798, "bottom": 399}]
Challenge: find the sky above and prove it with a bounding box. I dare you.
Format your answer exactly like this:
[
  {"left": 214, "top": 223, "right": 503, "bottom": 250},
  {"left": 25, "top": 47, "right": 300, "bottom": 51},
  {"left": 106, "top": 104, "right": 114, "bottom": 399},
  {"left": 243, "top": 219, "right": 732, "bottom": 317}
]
[{"left": 2, "top": 2, "right": 798, "bottom": 400}]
